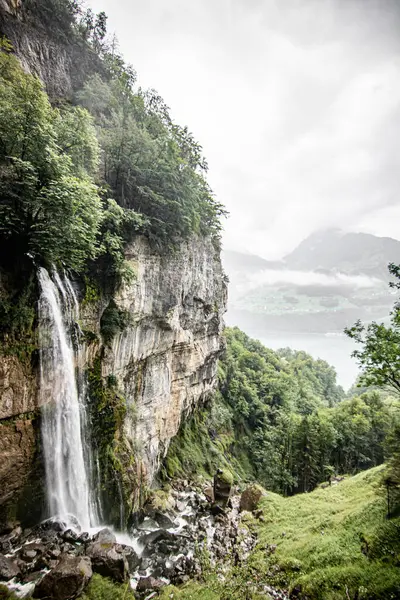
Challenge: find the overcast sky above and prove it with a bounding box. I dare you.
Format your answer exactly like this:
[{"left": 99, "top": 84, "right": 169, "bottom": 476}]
[{"left": 89, "top": 0, "right": 400, "bottom": 259}]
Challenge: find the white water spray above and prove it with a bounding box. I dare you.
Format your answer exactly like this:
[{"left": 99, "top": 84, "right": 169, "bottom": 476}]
[{"left": 38, "top": 268, "right": 98, "bottom": 530}]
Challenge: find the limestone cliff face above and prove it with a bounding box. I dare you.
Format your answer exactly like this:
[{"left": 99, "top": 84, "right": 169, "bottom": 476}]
[
  {"left": 102, "top": 236, "right": 226, "bottom": 484},
  {"left": 0, "top": 356, "right": 38, "bottom": 420},
  {"left": 0, "top": 236, "right": 226, "bottom": 528}
]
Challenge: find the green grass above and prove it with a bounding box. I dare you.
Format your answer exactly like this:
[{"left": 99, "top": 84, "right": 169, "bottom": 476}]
[
  {"left": 0, "top": 585, "right": 18, "bottom": 600},
  {"left": 251, "top": 465, "right": 400, "bottom": 598},
  {"left": 159, "top": 568, "right": 271, "bottom": 600},
  {"left": 80, "top": 574, "right": 134, "bottom": 600}
]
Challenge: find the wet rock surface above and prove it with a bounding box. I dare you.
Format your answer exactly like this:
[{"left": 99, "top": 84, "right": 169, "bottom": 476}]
[
  {"left": 86, "top": 539, "right": 129, "bottom": 583},
  {"left": 34, "top": 554, "right": 92, "bottom": 600},
  {"left": 213, "top": 470, "right": 233, "bottom": 508},
  {"left": 0, "top": 484, "right": 289, "bottom": 599},
  {"left": 0, "top": 554, "right": 20, "bottom": 580}
]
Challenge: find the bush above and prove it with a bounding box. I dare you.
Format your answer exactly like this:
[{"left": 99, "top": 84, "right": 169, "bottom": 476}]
[
  {"left": 80, "top": 574, "right": 135, "bottom": 600},
  {"left": 100, "top": 300, "right": 132, "bottom": 344}
]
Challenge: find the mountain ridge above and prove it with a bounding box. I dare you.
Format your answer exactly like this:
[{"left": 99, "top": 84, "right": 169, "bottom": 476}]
[{"left": 224, "top": 229, "right": 400, "bottom": 279}]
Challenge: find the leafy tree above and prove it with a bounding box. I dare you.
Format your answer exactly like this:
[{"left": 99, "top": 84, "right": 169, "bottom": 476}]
[
  {"left": 345, "top": 263, "right": 400, "bottom": 395},
  {"left": 53, "top": 106, "right": 99, "bottom": 177},
  {"left": 77, "top": 71, "right": 226, "bottom": 248},
  {"left": 93, "top": 12, "right": 108, "bottom": 49},
  {"left": 346, "top": 263, "right": 400, "bottom": 505},
  {"left": 24, "top": 0, "right": 84, "bottom": 36},
  {"left": 346, "top": 319, "right": 400, "bottom": 395},
  {"left": 0, "top": 51, "right": 103, "bottom": 272},
  {"left": 93, "top": 198, "right": 146, "bottom": 287}
]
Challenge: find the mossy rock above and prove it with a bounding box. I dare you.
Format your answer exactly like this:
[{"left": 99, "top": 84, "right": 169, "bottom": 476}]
[
  {"left": 147, "top": 489, "right": 175, "bottom": 512},
  {"left": 239, "top": 483, "right": 266, "bottom": 512},
  {"left": 217, "top": 468, "right": 234, "bottom": 486}
]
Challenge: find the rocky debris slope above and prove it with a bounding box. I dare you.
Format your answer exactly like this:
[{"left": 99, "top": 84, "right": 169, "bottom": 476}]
[{"left": 0, "top": 482, "right": 289, "bottom": 600}]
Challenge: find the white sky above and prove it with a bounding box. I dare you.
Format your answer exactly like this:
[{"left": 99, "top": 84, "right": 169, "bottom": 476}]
[{"left": 89, "top": 0, "right": 400, "bottom": 259}]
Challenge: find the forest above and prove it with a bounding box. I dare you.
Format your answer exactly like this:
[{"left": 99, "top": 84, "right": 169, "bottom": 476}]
[
  {"left": 166, "top": 260, "right": 400, "bottom": 504},
  {"left": 165, "top": 326, "right": 399, "bottom": 498}
]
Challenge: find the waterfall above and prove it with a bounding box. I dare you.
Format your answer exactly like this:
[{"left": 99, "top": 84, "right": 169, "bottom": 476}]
[{"left": 38, "top": 268, "right": 99, "bottom": 530}]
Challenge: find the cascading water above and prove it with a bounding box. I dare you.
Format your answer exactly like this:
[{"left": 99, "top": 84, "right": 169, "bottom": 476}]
[{"left": 38, "top": 268, "right": 99, "bottom": 530}]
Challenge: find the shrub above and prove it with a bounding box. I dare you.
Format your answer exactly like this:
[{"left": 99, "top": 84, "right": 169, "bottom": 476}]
[{"left": 80, "top": 574, "right": 135, "bottom": 600}]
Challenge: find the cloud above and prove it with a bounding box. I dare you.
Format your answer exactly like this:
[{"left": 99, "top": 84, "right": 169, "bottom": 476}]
[
  {"left": 245, "top": 269, "right": 381, "bottom": 292},
  {"left": 89, "top": 0, "right": 400, "bottom": 259}
]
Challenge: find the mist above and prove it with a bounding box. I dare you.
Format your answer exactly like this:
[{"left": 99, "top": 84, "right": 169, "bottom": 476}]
[{"left": 244, "top": 270, "right": 381, "bottom": 292}]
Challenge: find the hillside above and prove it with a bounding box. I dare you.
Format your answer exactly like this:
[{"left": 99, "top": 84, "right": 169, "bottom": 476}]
[
  {"left": 158, "top": 466, "right": 400, "bottom": 600},
  {"left": 163, "top": 328, "right": 395, "bottom": 495},
  {"left": 253, "top": 466, "right": 400, "bottom": 599}
]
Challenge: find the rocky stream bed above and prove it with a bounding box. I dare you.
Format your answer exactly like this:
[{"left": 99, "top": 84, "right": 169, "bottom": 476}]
[{"left": 0, "top": 483, "right": 289, "bottom": 600}]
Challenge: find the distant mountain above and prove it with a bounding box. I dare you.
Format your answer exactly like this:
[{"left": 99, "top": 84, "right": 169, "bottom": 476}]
[
  {"left": 224, "top": 230, "right": 399, "bottom": 335},
  {"left": 222, "top": 249, "right": 282, "bottom": 272},
  {"left": 284, "top": 229, "right": 400, "bottom": 279}
]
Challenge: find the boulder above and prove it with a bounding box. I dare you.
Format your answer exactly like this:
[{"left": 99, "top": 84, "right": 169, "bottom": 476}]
[
  {"left": 47, "top": 547, "right": 62, "bottom": 559},
  {"left": 0, "top": 554, "right": 21, "bottom": 580},
  {"left": 136, "top": 576, "right": 166, "bottom": 592},
  {"left": 239, "top": 484, "right": 265, "bottom": 512},
  {"left": 213, "top": 469, "right": 233, "bottom": 508},
  {"left": 204, "top": 486, "right": 214, "bottom": 503},
  {"left": 114, "top": 544, "right": 141, "bottom": 572},
  {"left": 138, "top": 529, "right": 174, "bottom": 548},
  {"left": 62, "top": 529, "right": 79, "bottom": 543},
  {"left": 38, "top": 518, "right": 66, "bottom": 534},
  {"left": 34, "top": 554, "right": 92, "bottom": 600},
  {"left": 21, "top": 549, "right": 37, "bottom": 562},
  {"left": 137, "top": 517, "right": 159, "bottom": 531},
  {"left": 175, "top": 500, "right": 186, "bottom": 512},
  {"left": 86, "top": 541, "right": 129, "bottom": 582},
  {"left": 92, "top": 528, "right": 117, "bottom": 544},
  {"left": 153, "top": 511, "right": 175, "bottom": 529},
  {"left": 0, "top": 527, "right": 22, "bottom": 553}
]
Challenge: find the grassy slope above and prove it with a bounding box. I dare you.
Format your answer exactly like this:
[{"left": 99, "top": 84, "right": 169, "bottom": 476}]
[
  {"left": 251, "top": 465, "right": 400, "bottom": 599},
  {"left": 160, "top": 466, "right": 400, "bottom": 600}
]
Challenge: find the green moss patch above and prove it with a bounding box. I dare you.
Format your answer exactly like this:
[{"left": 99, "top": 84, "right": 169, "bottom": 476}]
[
  {"left": 88, "top": 355, "right": 136, "bottom": 527},
  {"left": 162, "top": 394, "right": 255, "bottom": 484},
  {"left": 80, "top": 574, "right": 135, "bottom": 600}
]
